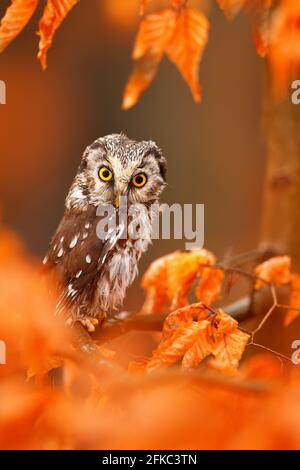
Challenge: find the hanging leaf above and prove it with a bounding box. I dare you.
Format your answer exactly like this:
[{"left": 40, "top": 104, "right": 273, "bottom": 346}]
[
  {"left": 267, "top": 0, "right": 300, "bottom": 98},
  {"left": 250, "top": 0, "right": 273, "bottom": 57},
  {"left": 166, "top": 7, "right": 209, "bottom": 101},
  {"left": 37, "top": 0, "right": 79, "bottom": 70},
  {"left": 122, "top": 52, "right": 163, "bottom": 110},
  {"left": 124, "top": 5, "right": 209, "bottom": 108},
  {"left": 217, "top": 1, "right": 274, "bottom": 56},
  {"left": 123, "top": 8, "right": 177, "bottom": 109},
  {"left": 216, "top": 0, "right": 247, "bottom": 19},
  {"left": 0, "top": 0, "right": 39, "bottom": 53}
]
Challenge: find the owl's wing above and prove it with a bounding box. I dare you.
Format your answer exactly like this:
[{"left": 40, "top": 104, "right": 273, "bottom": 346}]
[{"left": 44, "top": 205, "right": 125, "bottom": 314}]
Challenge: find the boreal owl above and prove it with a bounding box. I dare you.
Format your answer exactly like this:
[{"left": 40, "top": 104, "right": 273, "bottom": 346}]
[{"left": 43, "top": 134, "right": 167, "bottom": 331}]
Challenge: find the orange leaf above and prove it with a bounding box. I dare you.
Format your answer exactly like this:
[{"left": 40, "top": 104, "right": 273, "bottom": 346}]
[
  {"left": 242, "top": 353, "right": 283, "bottom": 380},
  {"left": 132, "top": 8, "right": 177, "bottom": 59},
  {"left": 131, "top": 305, "right": 249, "bottom": 374},
  {"left": 37, "top": 0, "right": 79, "bottom": 70},
  {"left": 267, "top": 0, "right": 300, "bottom": 98},
  {"left": 141, "top": 248, "right": 217, "bottom": 314},
  {"left": 162, "top": 302, "right": 208, "bottom": 339},
  {"left": 27, "top": 355, "right": 64, "bottom": 380},
  {"left": 249, "top": 0, "right": 273, "bottom": 57},
  {"left": 143, "top": 320, "right": 210, "bottom": 372},
  {"left": 216, "top": 0, "right": 247, "bottom": 19},
  {"left": 122, "top": 53, "right": 163, "bottom": 110},
  {"left": 254, "top": 255, "right": 292, "bottom": 289},
  {"left": 171, "top": 0, "right": 186, "bottom": 7},
  {"left": 255, "top": 257, "right": 300, "bottom": 326},
  {"left": 139, "top": 0, "right": 148, "bottom": 16},
  {"left": 139, "top": 0, "right": 154, "bottom": 16},
  {"left": 166, "top": 7, "right": 209, "bottom": 102},
  {"left": 204, "top": 309, "right": 250, "bottom": 374},
  {"left": 122, "top": 8, "right": 176, "bottom": 109},
  {"left": 182, "top": 323, "right": 212, "bottom": 369},
  {"left": 284, "top": 274, "right": 300, "bottom": 326},
  {"left": 195, "top": 266, "right": 224, "bottom": 306},
  {"left": 209, "top": 326, "right": 250, "bottom": 374},
  {"left": 0, "top": 0, "right": 38, "bottom": 53}
]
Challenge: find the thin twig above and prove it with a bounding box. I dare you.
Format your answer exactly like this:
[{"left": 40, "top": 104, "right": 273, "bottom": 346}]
[
  {"left": 251, "top": 284, "right": 278, "bottom": 334},
  {"left": 249, "top": 341, "right": 292, "bottom": 363}
]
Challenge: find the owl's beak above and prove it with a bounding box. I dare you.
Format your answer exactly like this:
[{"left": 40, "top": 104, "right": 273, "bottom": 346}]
[{"left": 115, "top": 192, "right": 120, "bottom": 209}]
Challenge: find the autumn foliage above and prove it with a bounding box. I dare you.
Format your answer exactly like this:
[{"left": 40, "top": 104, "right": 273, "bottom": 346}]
[
  {"left": 1, "top": 216, "right": 300, "bottom": 449},
  {"left": 0, "top": 0, "right": 299, "bottom": 105},
  {"left": 0, "top": 0, "right": 79, "bottom": 69}
]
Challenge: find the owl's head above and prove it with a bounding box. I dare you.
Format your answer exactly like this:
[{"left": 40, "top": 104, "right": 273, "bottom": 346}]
[{"left": 66, "top": 134, "right": 167, "bottom": 210}]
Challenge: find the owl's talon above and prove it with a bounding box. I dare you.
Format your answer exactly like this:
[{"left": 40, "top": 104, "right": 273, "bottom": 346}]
[{"left": 78, "top": 317, "right": 99, "bottom": 332}]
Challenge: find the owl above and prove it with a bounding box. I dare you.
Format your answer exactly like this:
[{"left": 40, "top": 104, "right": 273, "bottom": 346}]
[{"left": 43, "top": 134, "right": 167, "bottom": 332}]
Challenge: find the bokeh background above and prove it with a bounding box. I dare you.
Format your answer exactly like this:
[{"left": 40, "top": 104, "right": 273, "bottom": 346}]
[{"left": 0, "top": 0, "right": 265, "bottom": 312}]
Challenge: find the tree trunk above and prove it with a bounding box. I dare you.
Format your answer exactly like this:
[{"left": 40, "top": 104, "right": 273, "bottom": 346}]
[{"left": 259, "top": 68, "right": 300, "bottom": 271}]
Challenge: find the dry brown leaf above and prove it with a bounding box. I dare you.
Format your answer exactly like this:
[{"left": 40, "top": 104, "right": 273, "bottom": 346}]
[
  {"left": 181, "top": 323, "right": 212, "bottom": 369},
  {"left": 131, "top": 305, "right": 249, "bottom": 373},
  {"left": 143, "top": 320, "right": 210, "bottom": 372},
  {"left": 254, "top": 255, "right": 292, "bottom": 289},
  {"left": 162, "top": 302, "right": 208, "bottom": 339},
  {"left": 195, "top": 266, "right": 224, "bottom": 305},
  {"left": 0, "top": 0, "right": 38, "bottom": 53},
  {"left": 254, "top": 256, "right": 300, "bottom": 326},
  {"left": 37, "top": 0, "right": 79, "bottom": 70},
  {"left": 166, "top": 7, "right": 209, "bottom": 101},
  {"left": 209, "top": 327, "right": 250, "bottom": 374},
  {"left": 141, "top": 248, "right": 218, "bottom": 314}
]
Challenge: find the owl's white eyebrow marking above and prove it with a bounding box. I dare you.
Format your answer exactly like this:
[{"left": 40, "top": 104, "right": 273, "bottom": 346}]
[
  {"left": 69, "top": 234, "right": 78, "bottom": 248},
  {"left": 86, "top": 254, "right": 92, "bottom": 264},
  {"left": 75, "top": 270, "right": 82, "bottom": 278},
  {"left": 57, "top": 247, "right": 64, "bottom": 257}
]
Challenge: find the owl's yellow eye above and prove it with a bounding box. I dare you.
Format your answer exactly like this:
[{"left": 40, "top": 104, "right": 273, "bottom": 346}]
[
  {"left": 99, "top": 166, "right": 113, "bottom": 182},
  {"left": 132, "top": 173, "right": 147, "bottom": 188}
]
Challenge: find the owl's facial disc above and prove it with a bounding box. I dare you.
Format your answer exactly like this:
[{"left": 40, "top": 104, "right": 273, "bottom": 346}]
[{"left": 68, "top": 134, "right": 166, "bottom": 210}]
